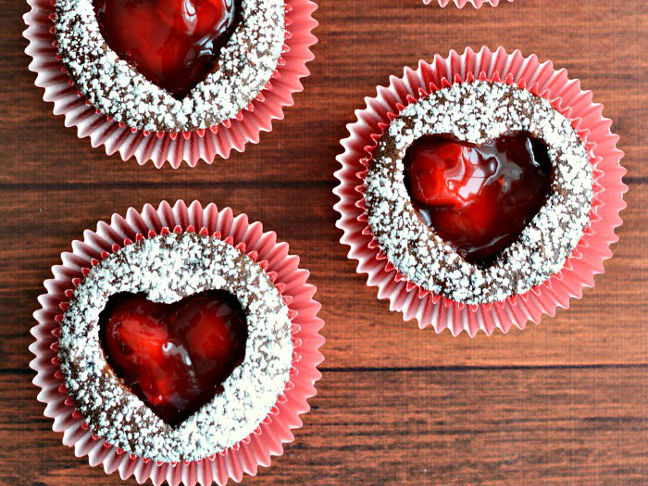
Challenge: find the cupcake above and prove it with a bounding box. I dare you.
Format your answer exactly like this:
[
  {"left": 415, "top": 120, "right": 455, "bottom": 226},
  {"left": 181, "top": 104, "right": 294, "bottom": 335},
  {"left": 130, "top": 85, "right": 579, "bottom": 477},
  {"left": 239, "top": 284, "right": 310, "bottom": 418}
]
[
  {"left": 366, "top": 81, "right": 592, "bottom": 304},
  {"left": 31, "top": 201, "right": 324, "bottom": 484},
  {"left": 55, "top": 0, "right": 284, "bottom": 133},
  {"left": 425, "top": 0, "right": 512, "bottom": 7},
  {"left": 24, "top": 0, "right": 317, "bottom": 166},
  {"left": 334, "top": 47, "right": 626, "bottom": 336}
]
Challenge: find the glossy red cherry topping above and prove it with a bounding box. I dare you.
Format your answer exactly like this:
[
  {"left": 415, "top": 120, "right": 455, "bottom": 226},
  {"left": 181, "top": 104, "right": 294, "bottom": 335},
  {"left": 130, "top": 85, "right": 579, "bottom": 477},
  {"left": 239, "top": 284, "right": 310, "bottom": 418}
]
[
  {"left": 405, "top": 133, "right": 552, "bottom": 266},
  {"left": 100, "top": 290, "right": 247, "bottom": 425},
  {"left": 95, "top": 0, "right": 238, "bottom": 98}
]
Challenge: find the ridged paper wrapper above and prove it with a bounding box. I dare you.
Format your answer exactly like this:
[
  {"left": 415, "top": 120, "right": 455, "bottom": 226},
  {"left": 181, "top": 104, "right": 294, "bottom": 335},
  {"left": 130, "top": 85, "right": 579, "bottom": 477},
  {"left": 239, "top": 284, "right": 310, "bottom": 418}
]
[
  {"left": 31, "top": 200, "right": 325, "bottom": 485},
  {"left": 23, "top": 2, "right": 317, "bottom": 168},
  {"left": 424, "top": 0, "right": 513, "bottom": 7},
  {"left": 334, "top": 47, "right": 626, "bottom": 337}
]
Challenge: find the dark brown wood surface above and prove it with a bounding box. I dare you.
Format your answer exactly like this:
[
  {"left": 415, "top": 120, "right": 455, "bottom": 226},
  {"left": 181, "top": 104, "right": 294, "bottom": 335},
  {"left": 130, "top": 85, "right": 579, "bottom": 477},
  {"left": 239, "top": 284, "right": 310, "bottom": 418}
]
[{"left": 1, "top": 0, "right": 648, "bottom": 485}]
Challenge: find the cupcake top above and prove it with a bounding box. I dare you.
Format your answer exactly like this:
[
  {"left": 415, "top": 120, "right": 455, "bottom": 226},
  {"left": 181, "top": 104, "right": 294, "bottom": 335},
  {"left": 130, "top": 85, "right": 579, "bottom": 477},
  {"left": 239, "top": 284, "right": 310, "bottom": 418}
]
[
  {"left": 364, "top": 81, "right": 593, "bottom": 304},
  {"left": 54, "top": 0, "right": 285, "bottom": 132},
  {"left": 58, "top": 231, "right": 293, "bottom": 462}
]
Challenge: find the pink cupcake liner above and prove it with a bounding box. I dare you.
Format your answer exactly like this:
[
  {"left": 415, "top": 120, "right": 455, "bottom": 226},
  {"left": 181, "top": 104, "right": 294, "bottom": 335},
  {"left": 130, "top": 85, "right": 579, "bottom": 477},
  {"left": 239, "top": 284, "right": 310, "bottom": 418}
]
[
  {"left": 424, "top": 0, "right": 512, "bottom": 7},
  {"left": 23, "top": 1, "right": 317, "bottom": 168},
  {"left": 31, "top": 200, "right": 325, "bottom": 485},
  {"left": 333, "top": 46, "right": 627, "bottom": 337}
]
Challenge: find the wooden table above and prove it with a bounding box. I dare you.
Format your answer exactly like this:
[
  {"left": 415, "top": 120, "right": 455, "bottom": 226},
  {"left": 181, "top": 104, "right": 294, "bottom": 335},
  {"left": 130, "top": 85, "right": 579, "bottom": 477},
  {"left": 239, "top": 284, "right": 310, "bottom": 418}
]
[{"left": 1, "top": 0, "right": 648, "bottom": 484}]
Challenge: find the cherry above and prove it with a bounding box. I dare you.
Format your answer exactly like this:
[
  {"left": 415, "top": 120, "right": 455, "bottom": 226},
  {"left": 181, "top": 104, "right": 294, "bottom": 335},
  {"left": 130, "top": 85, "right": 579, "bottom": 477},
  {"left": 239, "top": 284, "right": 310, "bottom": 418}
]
[
  {"left": 405, "top": 133, "right": 552, "bottom": 266},
  {"left": 95, "top": 0, "right": 238, "bottom": 98},
  {"left": 100, "top": 290, "right": 247, "bottom": 425}
]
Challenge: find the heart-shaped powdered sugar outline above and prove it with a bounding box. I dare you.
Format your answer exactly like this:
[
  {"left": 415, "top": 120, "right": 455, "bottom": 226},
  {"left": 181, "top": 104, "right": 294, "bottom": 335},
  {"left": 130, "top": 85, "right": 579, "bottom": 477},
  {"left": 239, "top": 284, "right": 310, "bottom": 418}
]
[
  {"left": 54, "top": 0, "right": 285, "bottom": 132},
  {"left": 58, "top": 231, "right": 293, "bottom": 462},
  {"left": 364, "top": 81, "right": 593, "bottom": 305}
]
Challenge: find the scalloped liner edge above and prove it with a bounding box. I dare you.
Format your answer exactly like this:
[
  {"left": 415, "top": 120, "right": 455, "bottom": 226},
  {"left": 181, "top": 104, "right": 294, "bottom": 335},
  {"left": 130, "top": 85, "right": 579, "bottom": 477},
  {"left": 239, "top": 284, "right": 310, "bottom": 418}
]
[
  {"left": 30, "top": 200, "right": 325, "bottom": 486},
  {"left": 23, "top": 1, "right": 319, "bottom": 167}
]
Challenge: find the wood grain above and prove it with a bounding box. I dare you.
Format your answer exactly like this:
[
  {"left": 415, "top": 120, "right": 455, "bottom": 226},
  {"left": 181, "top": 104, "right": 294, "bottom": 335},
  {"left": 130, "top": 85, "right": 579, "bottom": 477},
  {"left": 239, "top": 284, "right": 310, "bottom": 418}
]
[
  {"left": 1, "top": 0, "right": 648, "bottom": 484},
  {"left": 4, "top": 367, "right": 648, "bottom": 486}
]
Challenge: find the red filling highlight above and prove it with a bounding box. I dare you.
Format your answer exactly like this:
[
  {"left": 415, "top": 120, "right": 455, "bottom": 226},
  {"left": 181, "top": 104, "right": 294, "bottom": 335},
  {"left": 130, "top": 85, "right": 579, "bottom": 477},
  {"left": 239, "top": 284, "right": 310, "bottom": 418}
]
[
  {"left": 405, "top": 133, "right": 552, "bottom": 266},
  {"left": 100, "top": 290, "right": 247, "bottom": 425},
  {"left": 95, "top": 0, "right": 238, "bottom": 98}
]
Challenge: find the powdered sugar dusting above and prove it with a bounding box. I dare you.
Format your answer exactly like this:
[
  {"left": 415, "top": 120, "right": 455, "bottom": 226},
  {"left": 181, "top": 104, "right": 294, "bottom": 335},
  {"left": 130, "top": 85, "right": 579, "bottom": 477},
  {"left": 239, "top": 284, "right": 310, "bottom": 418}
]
[
  {"left": 365, "top": 81, "right": 593, "bottom": 304},
  {"left": 58, "top": 232, "right": 293, "bottom": 462},
  {"left": 54, "top": 0, "right": 285, "bottom": 132}
]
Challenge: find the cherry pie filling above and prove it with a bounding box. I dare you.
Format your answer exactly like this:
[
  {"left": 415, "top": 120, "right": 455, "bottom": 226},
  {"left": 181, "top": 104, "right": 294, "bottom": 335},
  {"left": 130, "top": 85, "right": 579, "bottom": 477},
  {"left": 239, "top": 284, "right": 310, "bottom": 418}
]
[
  {"left": 94, "top": 0, "right": 240, "bottom": 98},
  {"left": 99, "top": 290, "right": 247, "bottom": 425},
  {"left": 405, "top": 132, "right": 553, "bottom": 266}
]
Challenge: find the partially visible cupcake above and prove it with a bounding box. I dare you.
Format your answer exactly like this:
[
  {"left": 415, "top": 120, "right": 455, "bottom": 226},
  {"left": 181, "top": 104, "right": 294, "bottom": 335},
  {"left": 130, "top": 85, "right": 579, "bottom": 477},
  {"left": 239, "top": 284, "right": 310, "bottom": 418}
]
[
  {"left": 334, "top": 47, "right": 626, "bottom": 336},
  {"left": 425, "top": 0, "right": 512, "bottom": 7},
  {"left": 31, "top": 201, "right": 324, "bottom": 485},
  {"left": 55, "top": 0, "right": 284, "bottom": 133},
  {"left": 24, "top": 0, "right": 318, "bottom": 166}
]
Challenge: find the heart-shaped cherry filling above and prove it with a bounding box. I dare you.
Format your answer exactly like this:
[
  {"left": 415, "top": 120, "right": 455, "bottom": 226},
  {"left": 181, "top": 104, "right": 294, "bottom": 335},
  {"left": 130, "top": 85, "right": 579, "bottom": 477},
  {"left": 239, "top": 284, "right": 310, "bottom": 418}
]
[
  {"left": 94, "top": 0, "right": 239, "bottom": 98},
  {"left": 405, "top": 132, "right": 552, "bottom": 266},
  {"left": 99, "top": 290, "right": 247, "bottom": 425}
]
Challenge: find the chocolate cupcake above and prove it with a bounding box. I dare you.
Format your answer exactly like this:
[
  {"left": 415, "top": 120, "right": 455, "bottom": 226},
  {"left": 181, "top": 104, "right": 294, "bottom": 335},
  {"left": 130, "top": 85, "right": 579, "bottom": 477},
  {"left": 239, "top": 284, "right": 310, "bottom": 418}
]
[
  {"left": 364, "top": 81, "right": 592, "bottom": 304},
  {"left": 59, "top": 231, "right": 293, "bottom": 461},
  {"left": 25, "top": 0, "right": 317, "bottom": 165},
  {"left": 334, "top": 48, "right": 626, "bottom": 335},
  {"left": 55, "top": 0, "right": 284, "bottom": 132},
  {"left": 32, "top": 201, "right": 324, "bottom": 483},
  {"left": 428, "top": 0, "right": 513, "bottom": 7}
]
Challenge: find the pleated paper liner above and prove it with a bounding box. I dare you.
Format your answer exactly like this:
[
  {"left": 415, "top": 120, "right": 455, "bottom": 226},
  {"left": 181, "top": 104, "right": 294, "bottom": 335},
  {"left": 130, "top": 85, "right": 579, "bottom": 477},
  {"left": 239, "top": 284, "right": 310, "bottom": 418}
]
[
  {"left": 23, "top": 1, "right": 318, "bottom": 168},
  {"left": 424, "top": 0, "right": 512, "bottom": 7},
  {"left": 31, "top": 201, "right": 325, "bottom": 485},
  {"left": 333, "top": 46, "right": 626, "bottom": 337}
]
